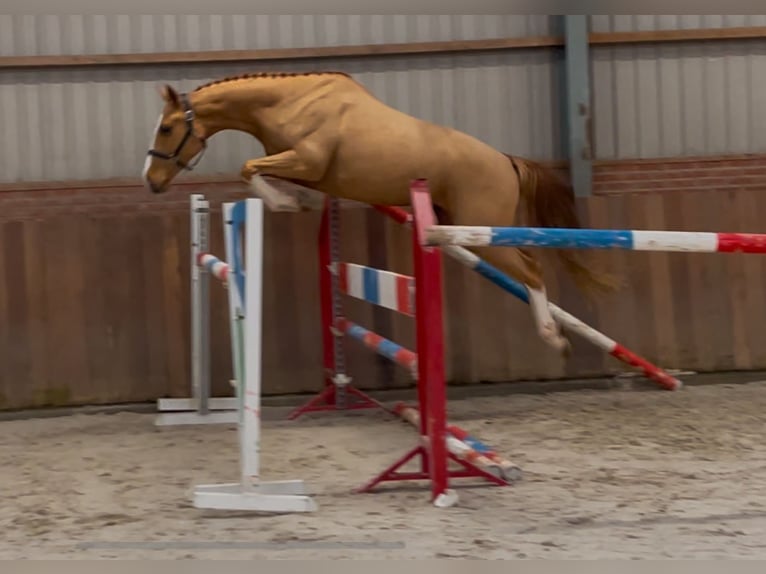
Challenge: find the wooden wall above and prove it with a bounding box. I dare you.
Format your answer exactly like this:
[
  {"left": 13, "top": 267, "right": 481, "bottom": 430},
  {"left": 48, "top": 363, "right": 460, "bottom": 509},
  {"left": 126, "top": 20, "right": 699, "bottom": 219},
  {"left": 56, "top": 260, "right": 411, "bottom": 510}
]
[{"left": 1, "top": 161, "right": 766, "bottom": 410}]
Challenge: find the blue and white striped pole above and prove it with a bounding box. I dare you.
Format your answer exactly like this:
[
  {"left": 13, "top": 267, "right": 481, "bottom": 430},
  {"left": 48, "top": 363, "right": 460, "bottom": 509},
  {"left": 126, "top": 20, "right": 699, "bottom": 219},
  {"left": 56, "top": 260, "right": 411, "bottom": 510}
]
[{"left": 425, "top": 226, "right": 766, "bottom": 254}]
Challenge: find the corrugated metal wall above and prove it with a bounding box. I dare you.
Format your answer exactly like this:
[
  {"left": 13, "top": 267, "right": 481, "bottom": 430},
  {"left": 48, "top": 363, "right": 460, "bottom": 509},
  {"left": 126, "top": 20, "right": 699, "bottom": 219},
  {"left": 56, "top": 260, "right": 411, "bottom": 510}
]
[
  {"left": 0, "top": 15, "right": 554, "bottom": 55},
  {"left": 591, "top": 15, "right": 766, "bottom": 159},
  {"left": 0, "top": 15, "right": 562, "bottom": 184},
  {"left": 590, "top": 15, "right": 766, "bottom": 32},
  {"left": 0, "top": 53, "right": 564, "bottom": 183}
]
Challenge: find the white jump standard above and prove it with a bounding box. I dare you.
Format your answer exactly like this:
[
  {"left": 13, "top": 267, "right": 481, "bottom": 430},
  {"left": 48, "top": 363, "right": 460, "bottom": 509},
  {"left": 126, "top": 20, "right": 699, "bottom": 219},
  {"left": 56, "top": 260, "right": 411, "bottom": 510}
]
[{"left": 192, "top": 197, "right": 317, "bottom": 513}]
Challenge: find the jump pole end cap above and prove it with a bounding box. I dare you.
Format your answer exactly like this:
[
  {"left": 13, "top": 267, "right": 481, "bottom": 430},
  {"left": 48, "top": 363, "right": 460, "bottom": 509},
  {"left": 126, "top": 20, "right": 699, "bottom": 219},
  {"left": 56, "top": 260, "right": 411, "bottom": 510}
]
[
  {"left": 667, "top": 379, "right": 683, "bottom": 391},
  {"left": 501, "top": 466, "right": 524, "bottom": 482},
  {"left": 433, "top": 489, "right": 459, "bottom": 508}
]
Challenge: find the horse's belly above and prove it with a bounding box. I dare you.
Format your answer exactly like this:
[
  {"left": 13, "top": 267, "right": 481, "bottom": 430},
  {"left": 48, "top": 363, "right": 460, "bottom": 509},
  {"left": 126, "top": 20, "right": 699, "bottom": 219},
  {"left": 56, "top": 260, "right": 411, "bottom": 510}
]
[
  {"left": 321, "top": 143, "right": 445, "bottom": 205},
  {"left": 321, "top": 170, "right": 429, "bottom": 205}
]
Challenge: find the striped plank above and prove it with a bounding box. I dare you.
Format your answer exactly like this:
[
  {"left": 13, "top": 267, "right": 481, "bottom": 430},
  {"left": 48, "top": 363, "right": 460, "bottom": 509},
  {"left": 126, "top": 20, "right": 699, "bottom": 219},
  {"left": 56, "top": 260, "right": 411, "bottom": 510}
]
[
  {"left": 393, "top": 403, "right": 518, "bottom": 482},
  {"left": 336, "top": 262, "right": 415, "bottom": 316},
  {"left": 446, "top": 422, "right": 522, "bottom": 481},
  {"left": 425, "top": 226, "right": 766, "bottom": 254},
  {"left": 334, "top": 318, "right": 418, "bottom": 375}
]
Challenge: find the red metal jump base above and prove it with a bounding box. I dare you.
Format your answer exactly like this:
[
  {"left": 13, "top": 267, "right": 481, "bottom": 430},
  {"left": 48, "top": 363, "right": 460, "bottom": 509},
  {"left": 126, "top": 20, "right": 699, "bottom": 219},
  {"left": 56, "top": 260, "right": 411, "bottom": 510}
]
[
  {"left": 356, "top": 444, "right": 510, "bottom": 496},
  {"left": 286, "top": 381, "right": 385, "bottom": 420}
]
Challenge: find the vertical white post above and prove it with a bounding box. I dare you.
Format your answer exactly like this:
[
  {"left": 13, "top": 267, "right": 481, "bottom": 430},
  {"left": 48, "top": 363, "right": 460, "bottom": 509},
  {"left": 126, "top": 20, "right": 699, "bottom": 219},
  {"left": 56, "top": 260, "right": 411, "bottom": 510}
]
[
  {"left": 191, "top": 194, "right": 211, "bottom": 415},
  {"left": 223, "top": 198, "right": 265, "bottom": 486},
  {"left": 155, "top": 195, "right": 237, "bottom": 425},
  {"left": 242, "top": 198, "right": 264, "bottom": 486}
]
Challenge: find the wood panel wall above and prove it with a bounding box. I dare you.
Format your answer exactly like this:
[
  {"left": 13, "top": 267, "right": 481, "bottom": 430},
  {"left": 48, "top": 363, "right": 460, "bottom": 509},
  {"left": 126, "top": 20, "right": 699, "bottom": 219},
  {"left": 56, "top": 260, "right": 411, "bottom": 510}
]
[{"left": 1, "top": 172, "right": 766, "bottom": 410}]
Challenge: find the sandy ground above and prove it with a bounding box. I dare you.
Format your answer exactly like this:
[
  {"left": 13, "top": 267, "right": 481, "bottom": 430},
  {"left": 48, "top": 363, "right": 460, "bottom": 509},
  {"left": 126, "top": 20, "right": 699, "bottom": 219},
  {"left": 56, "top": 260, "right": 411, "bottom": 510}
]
[{"left": 3, "top": 380, "right": 766, "bottom": 559}]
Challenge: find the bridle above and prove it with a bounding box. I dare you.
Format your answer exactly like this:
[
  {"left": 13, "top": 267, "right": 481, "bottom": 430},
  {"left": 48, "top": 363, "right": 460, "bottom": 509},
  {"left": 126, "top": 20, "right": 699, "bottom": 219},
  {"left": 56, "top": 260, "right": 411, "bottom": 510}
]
[{"left": 147, "top": 92, "right": 207, "bottom": 170}]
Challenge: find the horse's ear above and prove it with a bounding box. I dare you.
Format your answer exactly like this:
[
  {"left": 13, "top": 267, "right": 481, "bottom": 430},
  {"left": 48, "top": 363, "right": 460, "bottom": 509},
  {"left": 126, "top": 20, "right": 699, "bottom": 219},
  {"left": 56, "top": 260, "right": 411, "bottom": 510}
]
[{"left": 159, "top": 84, "right": 180, "bottom": 107}]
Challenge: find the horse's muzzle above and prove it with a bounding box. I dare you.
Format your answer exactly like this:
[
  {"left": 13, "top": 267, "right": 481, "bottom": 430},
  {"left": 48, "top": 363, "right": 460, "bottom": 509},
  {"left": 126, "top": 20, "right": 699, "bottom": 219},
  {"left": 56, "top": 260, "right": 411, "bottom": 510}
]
[{"left": 147, "top": 180, "right": 164, "bottom": 194}]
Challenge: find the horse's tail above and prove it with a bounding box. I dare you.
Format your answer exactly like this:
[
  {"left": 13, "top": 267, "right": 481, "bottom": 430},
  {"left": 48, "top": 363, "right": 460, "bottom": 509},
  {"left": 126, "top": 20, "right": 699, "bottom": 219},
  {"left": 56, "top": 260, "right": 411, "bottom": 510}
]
[{"left": 507, "top": 155, "right": 621, "bottom": 298}]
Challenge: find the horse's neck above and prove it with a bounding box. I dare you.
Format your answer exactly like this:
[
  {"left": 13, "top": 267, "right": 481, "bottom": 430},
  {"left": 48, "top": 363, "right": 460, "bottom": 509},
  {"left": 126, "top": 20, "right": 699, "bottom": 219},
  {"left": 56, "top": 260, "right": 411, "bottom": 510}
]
[{"left": 191, "top": 81, "right": 285, "bottom": 138}]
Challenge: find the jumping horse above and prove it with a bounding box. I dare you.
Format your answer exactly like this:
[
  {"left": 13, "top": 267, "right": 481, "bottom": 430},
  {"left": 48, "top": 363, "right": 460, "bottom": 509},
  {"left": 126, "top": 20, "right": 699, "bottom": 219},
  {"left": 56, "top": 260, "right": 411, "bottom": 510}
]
[{"left": 142, "top": 71, "right": 617, "bottom": 357}]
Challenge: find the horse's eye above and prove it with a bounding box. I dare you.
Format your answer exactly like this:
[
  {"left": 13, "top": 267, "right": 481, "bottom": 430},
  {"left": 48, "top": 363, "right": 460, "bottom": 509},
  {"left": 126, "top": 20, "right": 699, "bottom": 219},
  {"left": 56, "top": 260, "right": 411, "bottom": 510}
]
[{"left": 158, "top": 124, "right": 172, "bottom": 135}]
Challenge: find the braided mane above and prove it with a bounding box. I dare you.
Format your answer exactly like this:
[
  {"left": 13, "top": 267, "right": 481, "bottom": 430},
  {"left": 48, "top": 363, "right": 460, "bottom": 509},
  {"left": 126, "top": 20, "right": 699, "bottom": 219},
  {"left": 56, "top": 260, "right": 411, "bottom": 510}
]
[{"left": 193, "top": 71, "right": 351, "bottom": 93}]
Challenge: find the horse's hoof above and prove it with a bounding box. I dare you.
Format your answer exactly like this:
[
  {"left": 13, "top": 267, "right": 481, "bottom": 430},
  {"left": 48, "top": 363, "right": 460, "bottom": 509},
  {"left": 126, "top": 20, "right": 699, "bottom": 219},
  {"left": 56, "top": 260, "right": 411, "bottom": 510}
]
[
  {"left": 540, "top": 322, "right": 571, "bottom": 358},
  {"left": 550, "top": 333, "right": 572, "bottom": 359},
  {"left": 239, "top": 162, "right": 258, "bottom": 181},
  {"left": 560, "top": 337, "right": 572, "bottom": 359}
]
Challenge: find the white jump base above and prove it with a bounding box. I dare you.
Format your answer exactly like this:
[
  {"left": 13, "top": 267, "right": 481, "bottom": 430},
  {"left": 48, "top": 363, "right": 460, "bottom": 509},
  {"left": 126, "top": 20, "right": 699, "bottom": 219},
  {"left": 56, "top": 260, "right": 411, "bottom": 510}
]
[
  {"left": 155, "top": 398, "right": 238, "bottom": 426},
  {"left": 194, "top": 480, "right": 317, "bottom": 512}
]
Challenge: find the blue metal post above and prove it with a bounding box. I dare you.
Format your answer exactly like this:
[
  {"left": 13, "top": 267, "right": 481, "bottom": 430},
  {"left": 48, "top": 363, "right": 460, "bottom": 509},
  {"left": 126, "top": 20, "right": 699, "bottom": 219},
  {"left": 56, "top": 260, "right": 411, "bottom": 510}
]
[{"left": 563, "top": 15, "right": 593, "bottom": 197}]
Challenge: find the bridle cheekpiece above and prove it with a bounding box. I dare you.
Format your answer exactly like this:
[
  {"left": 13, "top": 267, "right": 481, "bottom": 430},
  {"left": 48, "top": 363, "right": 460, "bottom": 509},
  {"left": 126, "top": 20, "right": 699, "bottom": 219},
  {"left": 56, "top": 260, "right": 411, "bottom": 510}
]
[{"left": 147, "top": 93, "right": 207, "bottom": 170}]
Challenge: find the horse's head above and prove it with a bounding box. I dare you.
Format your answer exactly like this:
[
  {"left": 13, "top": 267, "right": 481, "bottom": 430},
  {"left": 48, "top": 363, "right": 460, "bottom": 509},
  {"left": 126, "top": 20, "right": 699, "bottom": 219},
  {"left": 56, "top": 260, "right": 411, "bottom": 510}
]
[{"left": 142, "top": 85, "right": 207, "bottom": 193}]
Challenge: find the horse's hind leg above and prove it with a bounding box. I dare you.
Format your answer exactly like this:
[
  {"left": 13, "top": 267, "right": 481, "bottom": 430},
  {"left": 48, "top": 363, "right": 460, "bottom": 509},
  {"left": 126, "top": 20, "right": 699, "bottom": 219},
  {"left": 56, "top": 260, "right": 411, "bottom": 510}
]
[
  {"left": 471, "top": 245, "right": 571, "bottom": 357},
  {"left": 441, "top": 183, "right": 569, "bottom": 357}
]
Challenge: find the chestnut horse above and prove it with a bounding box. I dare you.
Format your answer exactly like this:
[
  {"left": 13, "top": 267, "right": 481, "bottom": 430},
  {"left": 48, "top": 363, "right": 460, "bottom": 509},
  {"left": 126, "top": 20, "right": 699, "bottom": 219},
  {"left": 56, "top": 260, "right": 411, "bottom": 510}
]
[{"left": 143, "top": 71, "right": 615, "bottom": 357}]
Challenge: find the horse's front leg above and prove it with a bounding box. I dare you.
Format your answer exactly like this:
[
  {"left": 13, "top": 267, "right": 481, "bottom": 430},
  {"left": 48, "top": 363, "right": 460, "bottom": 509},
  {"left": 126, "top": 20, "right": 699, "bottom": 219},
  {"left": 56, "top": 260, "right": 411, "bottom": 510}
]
[
  {"left": 240, "top": 148, "right": 329, "bottom": 212},
  {"left": 240, "top": 147, "right": 329, "bottom": 182}
]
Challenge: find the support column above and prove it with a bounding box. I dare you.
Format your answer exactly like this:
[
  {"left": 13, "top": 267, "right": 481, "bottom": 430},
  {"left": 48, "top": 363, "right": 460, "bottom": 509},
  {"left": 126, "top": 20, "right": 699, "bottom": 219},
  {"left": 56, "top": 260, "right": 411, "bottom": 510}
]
[{"left": 563, "top": 15, "right": 593, "bottom": 197}]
